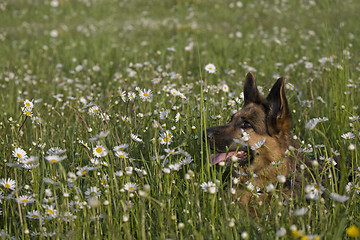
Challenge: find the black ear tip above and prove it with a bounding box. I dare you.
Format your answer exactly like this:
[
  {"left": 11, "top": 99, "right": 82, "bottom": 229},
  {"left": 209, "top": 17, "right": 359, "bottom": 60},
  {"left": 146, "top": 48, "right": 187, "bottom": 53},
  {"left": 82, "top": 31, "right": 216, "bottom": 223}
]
[
  {"left": 246, "top": 72, "right": 255, "bottom": 80},
  {"left": 278, "top": 77, "right": 286, "bottom": 84}
]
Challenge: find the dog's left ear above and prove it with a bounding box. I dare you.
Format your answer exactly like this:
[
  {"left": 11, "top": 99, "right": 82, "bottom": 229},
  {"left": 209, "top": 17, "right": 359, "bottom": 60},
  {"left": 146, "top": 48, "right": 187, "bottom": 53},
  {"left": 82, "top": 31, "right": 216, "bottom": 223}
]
[{"left": 266, "top": 77, "right": 292, "bottom": 135}]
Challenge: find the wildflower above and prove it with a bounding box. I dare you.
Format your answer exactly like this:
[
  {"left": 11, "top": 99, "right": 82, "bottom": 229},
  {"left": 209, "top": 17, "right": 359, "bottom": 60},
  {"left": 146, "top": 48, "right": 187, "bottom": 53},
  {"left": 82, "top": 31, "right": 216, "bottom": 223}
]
[
  {"left": 246, "top": 182, "right": 261, "bottom": 197},
  {"left": 47, "top": 147, "right": 66, "bottom": 155},
  {"left": 348, "top": 144, "right": 355, "bottom": 151},
  {"left": 121, "top": 115, "right": 130, "bottom": 123},
  {"left": 76, "top": 165, "right": 94, "bottom": 176},
  {"left": 88, "top": 106, "right": 100, "bottom": 115},
  {"left": 205, "top": 63, "right": 216, "bottom": 74},
  {"left": 277, "top": 175, "right": 286, "bottom": 183},
  {"left": 139, "top": 89, "right": 153, "bottom": 102},
  {"left": 251, "top": 138, "right": 266, "bottom": 150},
  {"left": 162, "top": 167, "right": 171, "bottom": 174},
  {"left": 49, "top": 29, "right": 58, "bottom": 37},
  {"left": 346, "top": 225, "right": 360, "bottom": 238},
  {"left": 131, "top": 133, "right": 143, "bottom": 142},
  {"left": 293, "top": 207, "right": 308, "bottom": 216},
  {"left": 45, "top": 154, "right": 66, "bottom": 163},
  {"left": 118, "top": 90, "right": 127, "bottom": 102},
  {"left": 124, "top": 182, "right": 138, "bottom": 192},
  {"left": 241, "top": 232, "right": 249, "bottom": 239},
  {"left": 26, "top": 210, "right": 40, "bottom": 219},
  {"left": 114, "top": 150, "right": 128, "bottom": 159},
  {"left": 12, "top": 147, "right": 28, "bottom": 160},
  {"left": 159, "top": 132, "right": 173, "bottom": 145},
  {"left": 265, "top": 183, "right": 275, "bottom": 192},
  {"left": 200, "top": 181, "right": 217, "bottom": 194},
  {"left": 124, "top": 200, "right": 134, "bottom": 210},
  {"left": 0, "top": 178, "right": 16, "bottom": 190},
  {"left": 349, "top": 115, "right": 359, "bottom": 121},
  {"left": 113, "top": 144, "right": 129, "bottom": 152},
  {"left": 85, "top": 187, "right": 101, "bottom": 198},
  {"left": 169, "top": 163, "right": 182, "bottom": 171},
  {"left": 24, "top": 99, "right": 34, "bottom": 109},
  {"left": 128, "top": 91, "right": 136, "bottom": 101},
  {"left": 170, "top": 88, "right": 180, "bottom": 97},
  {"left": 44, "top": 205, "right": 57, "bottom": 218},
  {"left": 341, "top": 132, "right": 355, "bottom": 140},
  {"left": 114, "top": 170, "right": 124, "bottom": 177},
  {"left": 305, "top": 62, "right": 313, "bottom": 69},
  {"left": 329, "top": 193, "right": 349, "bottom": 202},
  {"left": 305, "top": 117, "right": 328, "bottom": 130},
  {"left": 89, "top": 131, "right": 110, "bottom": 142},
  {"left": 17, "top": 195, "right": 35, "bottom": 205},
  {"left": 180, "top": 156, "right": 194, "bottom": 165},
  {"left": 319, "top": 156, "right": 337, "bottom": 166},
  {"left": 305, "top": 183, "right": 325, "bottom": 200},
  {"left": 276, "top": 227, "right": 287, "bottom": 237},
  {"left": 220, "top": 83, "right": 229, "bottom": 92},
  {"left": 93, "top": 144, "right": 108, "bottom": 158},
  {"left": 286, "top": 83, "right": 295, "bottom": 90},
  {"left": 100, "top": 112, "right": 111, "bottom": 121}
]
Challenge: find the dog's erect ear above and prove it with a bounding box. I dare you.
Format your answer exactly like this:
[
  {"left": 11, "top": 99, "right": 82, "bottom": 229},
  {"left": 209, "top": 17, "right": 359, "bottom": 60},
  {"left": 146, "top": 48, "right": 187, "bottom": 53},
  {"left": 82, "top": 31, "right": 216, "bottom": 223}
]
[
  {"left": 266, "top": 77, "right": 292, "bottom": 135},
  {"left": 244, "top": 72, "right": 262, "bottom": 105}
]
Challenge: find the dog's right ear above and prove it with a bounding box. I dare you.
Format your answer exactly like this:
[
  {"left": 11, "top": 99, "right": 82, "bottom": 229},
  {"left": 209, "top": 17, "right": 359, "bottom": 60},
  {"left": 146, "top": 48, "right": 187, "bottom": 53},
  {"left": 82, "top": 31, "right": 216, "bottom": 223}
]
[{"left": 244, "top": 72, "right": 262, "bottom": 105}]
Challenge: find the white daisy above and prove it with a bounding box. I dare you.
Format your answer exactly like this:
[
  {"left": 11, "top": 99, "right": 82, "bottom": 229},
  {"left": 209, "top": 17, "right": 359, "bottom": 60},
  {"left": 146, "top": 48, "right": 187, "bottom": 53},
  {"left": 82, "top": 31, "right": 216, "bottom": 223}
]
[
  {"left": 114, "top": 150, "right": 128, "bottom": 159},
  {"left": 26, "top": 210, "right": 40, "bottom": 219},
  {"left": 113, "top": 144, "right": 129, "bottom": 152},
  {"left": 130, "top": 134, "right": 143, "bottom": 142},
  {"left": 12, "top": 147, "right": 28, "bottom": 160},
  {"left": 330, "top": 193, "right": 349, "bottom": 202},
  {"left": 24, "top": 99, "right": 34, "bottom": 109},
  {"left": 17, "top": 195, "right": 35, "bottom": 205},
  {"left": 93, "top": 145, "right": 108, "bottom": 158},
  {"left": 45, "top": 154, "right": 66, "bottom": 163},
  {"left": 200, "top": 181, "right": 217, "bottom": 194},
  {"left": 124, "top": 182, "right": 138, "bottom": 192},
  {"left": 341, "top": 132, "right": 355, "bottom": 140},
  {"left": 0, "top": 178, "right": 16, "bottom": 190},
  {"left": 205, "top": 63, "right": 216, "bottom": 74}
]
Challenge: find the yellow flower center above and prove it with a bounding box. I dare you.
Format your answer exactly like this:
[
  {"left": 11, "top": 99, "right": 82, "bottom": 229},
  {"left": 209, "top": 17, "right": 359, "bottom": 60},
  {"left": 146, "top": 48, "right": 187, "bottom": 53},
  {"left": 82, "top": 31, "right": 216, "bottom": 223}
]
[
  {"left": 31, "top": 214, "right": 38, "bottom": 218},
  {"left": 17, "top": 153, "right": 22, "bottom": 158},
  {"left": 5, "top": 184, "right": 11, "bottom": 188},
  {"left": 22, "top": 199, "right": 29, "bottom": 203},
  {"left": 163, "top": 137, "right": 169, "bottom": 142},
  {"left": 119, "top": 154, "right": 124, "bottom": 158},
  {"left": 96, "top": 147, "right": 102, "bottom": 153},
  {"left": 26, "top": 102, "right": 31, "bottom": 107},
  {"left": 314, "top": 185, "right": 319, "bottom": 190},
  {"left": 144, "top": 93, "right": 149, "bottom": 97},
  {"left": 129, "top": 187, "right": 134, "bottom": 191},
  {"left": 81, "top": 170, "right": 87, "bottom": 175},
  {"left": 50, "top": 159, "right": 57, "bottom": 163},
  {"left": 47, "top": 209, "right": 54, "bottom": 214},
  {"left": 26, "top": 111, "right": 31, "bottom": 115}
]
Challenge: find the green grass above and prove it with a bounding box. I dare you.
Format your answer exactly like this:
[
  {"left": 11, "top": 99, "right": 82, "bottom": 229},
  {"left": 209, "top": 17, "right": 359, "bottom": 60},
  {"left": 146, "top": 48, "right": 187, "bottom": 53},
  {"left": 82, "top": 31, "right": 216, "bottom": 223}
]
[{"left": 0, "top": 0, "right": 360, "bottom": 239}]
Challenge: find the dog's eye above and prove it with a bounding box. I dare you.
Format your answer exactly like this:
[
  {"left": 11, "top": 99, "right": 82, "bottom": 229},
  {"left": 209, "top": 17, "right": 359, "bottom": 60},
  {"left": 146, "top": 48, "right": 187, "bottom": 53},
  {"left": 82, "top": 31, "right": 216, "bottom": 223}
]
[{"left": 240, "top": 121, "right": 252, "bottom": 129}]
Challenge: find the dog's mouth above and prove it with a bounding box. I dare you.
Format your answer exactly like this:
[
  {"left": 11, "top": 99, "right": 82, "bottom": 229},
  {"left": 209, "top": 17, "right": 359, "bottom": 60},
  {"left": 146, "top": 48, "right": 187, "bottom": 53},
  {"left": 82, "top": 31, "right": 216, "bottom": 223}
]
[{"left": 210, "top": 150, "right": 252, "bottom": 166}]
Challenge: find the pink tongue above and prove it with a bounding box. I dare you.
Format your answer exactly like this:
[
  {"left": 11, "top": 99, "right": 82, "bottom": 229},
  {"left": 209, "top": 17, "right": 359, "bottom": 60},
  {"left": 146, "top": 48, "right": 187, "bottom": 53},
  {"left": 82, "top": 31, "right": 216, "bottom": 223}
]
[{"left": 210, "top": 151, "right": 247, "bottom": 165}]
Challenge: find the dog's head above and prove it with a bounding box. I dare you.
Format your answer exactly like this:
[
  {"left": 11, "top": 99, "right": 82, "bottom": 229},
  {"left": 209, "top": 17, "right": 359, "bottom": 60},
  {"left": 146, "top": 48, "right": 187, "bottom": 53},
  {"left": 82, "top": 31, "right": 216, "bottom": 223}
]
[{"left": 205, "top": 72, "right": 294, "bottom": 169}]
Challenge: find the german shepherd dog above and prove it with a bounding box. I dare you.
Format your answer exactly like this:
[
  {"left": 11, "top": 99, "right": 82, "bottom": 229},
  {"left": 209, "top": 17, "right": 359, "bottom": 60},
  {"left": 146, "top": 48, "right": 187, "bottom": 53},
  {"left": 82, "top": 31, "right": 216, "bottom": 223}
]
[{"left": 205, "top": 72, "right": 298, "bottom": 206}]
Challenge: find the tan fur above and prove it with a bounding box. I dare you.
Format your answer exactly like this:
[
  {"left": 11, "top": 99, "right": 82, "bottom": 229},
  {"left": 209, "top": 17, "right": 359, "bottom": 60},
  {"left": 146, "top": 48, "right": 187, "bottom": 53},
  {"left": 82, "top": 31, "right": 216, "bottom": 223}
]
[{"left": 205, "top": 72, "right": 298, "bottom": 207}]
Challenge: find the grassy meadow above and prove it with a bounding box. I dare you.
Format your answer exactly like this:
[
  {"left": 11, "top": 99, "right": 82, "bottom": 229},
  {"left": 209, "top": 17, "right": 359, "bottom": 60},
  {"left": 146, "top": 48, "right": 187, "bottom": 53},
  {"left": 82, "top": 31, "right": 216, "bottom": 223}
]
[{"left": 1, "top": 0, "right": 360, "bottom": 239}]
